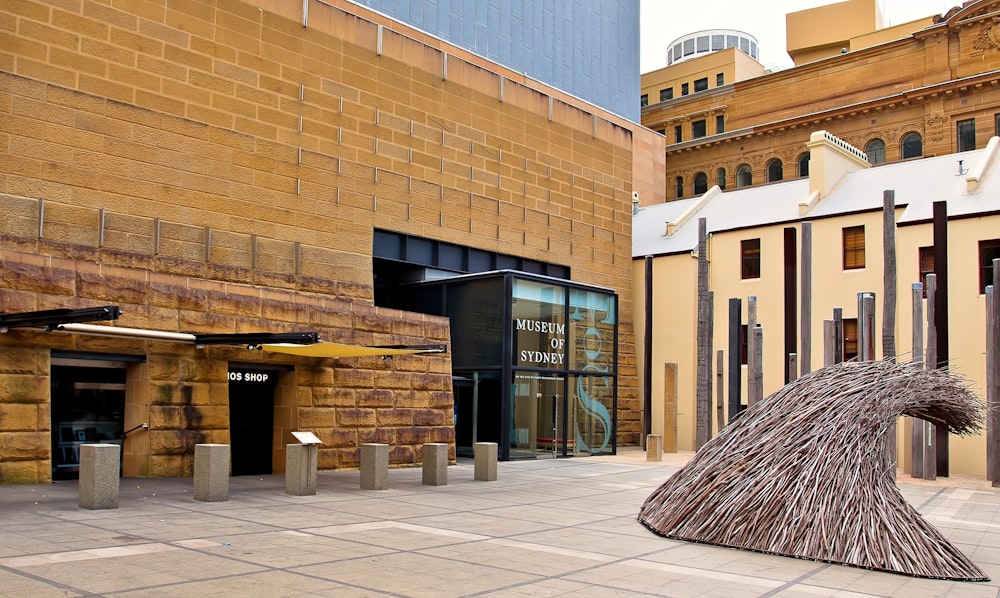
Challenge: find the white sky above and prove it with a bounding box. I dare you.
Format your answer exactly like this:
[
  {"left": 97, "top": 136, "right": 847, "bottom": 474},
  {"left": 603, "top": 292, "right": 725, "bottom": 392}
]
[{"left": 640, "top": 0, "right": 962, "bottom": 73}]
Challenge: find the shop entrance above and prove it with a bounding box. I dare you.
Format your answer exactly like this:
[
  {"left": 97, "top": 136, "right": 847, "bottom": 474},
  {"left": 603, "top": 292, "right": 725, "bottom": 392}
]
[
  {"left": 228, "top": 365, "right": 278, "bottom": 476},
  {"left": 50, "top": 360, "right": 127, "bottom": 480}
]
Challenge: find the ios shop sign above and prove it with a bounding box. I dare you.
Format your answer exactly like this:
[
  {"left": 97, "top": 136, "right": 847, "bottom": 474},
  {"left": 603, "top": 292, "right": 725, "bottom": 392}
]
[{"left": 228, "top": 370, "right": 270, "bottom": 383}]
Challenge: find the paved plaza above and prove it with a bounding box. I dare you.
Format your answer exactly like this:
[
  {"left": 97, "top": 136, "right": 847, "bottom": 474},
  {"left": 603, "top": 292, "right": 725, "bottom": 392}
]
[{"left": 2, "top": 449, "right": 1000, "bottom": 597}]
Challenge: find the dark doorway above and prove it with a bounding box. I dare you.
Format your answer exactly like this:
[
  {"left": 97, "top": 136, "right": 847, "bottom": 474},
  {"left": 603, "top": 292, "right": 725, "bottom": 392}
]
[
  {"left": 228, "top": 366, "right": 278, "bottom": 476},
  {"left": 453, "top": 371, "right": 502, "bottom": 457},
  {"left": 51, "top": 363, "right": 126, "bottom": 480}
]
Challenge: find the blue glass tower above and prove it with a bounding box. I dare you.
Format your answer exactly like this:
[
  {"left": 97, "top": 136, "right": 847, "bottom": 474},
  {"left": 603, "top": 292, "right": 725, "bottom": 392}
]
[{"left": 350, "top": 0, "right": 640, "bottom": 122}]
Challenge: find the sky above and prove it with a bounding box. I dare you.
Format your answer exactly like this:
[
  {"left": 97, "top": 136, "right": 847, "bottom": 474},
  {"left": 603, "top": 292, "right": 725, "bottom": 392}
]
[{"left": 640, "top": 0, "right": 962, "bottom": 73}]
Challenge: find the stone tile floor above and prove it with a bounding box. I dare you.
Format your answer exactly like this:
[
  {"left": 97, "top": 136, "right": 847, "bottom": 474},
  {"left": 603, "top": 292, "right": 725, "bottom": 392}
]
[{"left": 1, "top": 448, "right": 999, "bottom": 597}]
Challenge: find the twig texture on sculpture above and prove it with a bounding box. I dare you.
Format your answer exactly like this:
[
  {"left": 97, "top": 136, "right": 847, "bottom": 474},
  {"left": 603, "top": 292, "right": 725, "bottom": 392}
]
[{"left": 638, "top": 359, "right": 988, "bottom": 581}]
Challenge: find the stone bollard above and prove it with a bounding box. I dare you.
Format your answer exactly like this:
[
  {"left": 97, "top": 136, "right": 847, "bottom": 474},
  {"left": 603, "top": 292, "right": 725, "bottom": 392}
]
[
  {"left": 79, "top": 444, "right": 120, "bottom": 510},
  {"left": 646, "top": 434, "right": 663, "bottom": 463},
  {"left": 474, "top": 442, "right": 497, "bottom": 481},
  {"left": 286, "top": 443, "right": 318, "bottom": 496},
  {"left": 360, "top": 443, "right": 388, "bottom": 490},
  {"left": 422, "top": 443, "right": 448, "bottom": 486},
  {"left": 193, "top": 444, "right": 230, "bottom": 502}
]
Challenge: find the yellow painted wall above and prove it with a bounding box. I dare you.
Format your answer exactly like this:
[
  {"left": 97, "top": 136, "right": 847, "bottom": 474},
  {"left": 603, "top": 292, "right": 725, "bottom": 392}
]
[{"left": 637, "top": 205, "right": 1000, "bottom": 474}]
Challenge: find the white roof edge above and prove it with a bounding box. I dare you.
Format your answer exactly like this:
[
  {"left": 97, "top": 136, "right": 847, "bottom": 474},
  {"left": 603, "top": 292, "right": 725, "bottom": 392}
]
[
  {"left": 667, "top": 185, "right": 721, "bottom": 236},
  {"left": 966, "top": 136, "right": 1000, "bottom": 193}
]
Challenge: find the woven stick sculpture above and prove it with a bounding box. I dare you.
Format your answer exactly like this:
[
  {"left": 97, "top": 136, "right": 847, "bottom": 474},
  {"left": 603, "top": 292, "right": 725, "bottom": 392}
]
[{"left": 638, "top": 359, "right": 988, "bottom": 581}]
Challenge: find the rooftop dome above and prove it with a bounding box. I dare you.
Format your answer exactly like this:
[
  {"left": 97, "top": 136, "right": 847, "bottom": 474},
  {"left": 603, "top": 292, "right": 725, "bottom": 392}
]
[{"left": 667, "top": 29, "right": 760, "bottom": 65}]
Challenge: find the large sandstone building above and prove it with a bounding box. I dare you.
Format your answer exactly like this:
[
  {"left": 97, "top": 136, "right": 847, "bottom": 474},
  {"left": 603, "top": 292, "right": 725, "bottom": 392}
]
[
  {"left": 641, "top": 0, "right": 1000, "bottom": 202},
  {"left": 0, "top": 0, "right": 662, "bottom": 483}
]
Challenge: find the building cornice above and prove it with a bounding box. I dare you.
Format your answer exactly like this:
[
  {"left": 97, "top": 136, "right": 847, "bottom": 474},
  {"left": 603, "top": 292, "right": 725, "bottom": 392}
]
[{"left": 665, "top": 70, "right": 1000, "bottom": 155}]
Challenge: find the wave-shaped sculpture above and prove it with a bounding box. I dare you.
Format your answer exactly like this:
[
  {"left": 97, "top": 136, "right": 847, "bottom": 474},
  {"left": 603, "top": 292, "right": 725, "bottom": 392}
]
[{"left": 638, "top": 359, "right": 988, "bottom": 581}]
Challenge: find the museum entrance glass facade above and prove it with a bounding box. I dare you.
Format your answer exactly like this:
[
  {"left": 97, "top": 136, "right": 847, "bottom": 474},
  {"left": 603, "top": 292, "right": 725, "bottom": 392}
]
[{"left": 416, "top": 271, "right": 618, "bottom": 460}]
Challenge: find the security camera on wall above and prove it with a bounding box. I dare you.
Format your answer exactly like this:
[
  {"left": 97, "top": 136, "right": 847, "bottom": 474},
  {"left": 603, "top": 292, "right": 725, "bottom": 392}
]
[{"left": 632, "top": 191, "right": 639, "bottom": 201}]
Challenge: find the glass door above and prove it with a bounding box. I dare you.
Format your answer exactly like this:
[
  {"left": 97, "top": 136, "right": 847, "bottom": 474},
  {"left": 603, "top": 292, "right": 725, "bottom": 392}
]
[{"left": 511, "top": 372, "right": 567, "bottom": 458}]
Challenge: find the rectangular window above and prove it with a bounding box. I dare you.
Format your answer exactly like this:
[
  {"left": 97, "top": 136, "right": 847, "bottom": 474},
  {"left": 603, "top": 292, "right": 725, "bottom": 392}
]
[
  {"left": 640, "top": 94, "right": 648, "bottom": 107},
  {"left": 716, "top": 115, "right": 725, "bottom": 134},
  {"left": 660, "top": 87, "right": 673, "bottom": 102},
  {"left": 694, "top": 77, "right": 708, "bottom": 92},
  {"left": 654, "top": 128, "right": 665, "bottom": 136},
  {"left": 918, "top": 246, "right": 934, "bottom": 298},
  {"left": 995, "top": 113, "right": 1000, "bottom": 137},
  {"left": 716, "top": 72, "right": 725, "bottom": 86},
  {"left": 981, "top": 239, "right": 1000, "bottom": 293},
  {"left": 674, "top": 125, "right": 682, "bottom": 143},
  {"left": 681, "top": 82, "right": 689, "bottom": 96},
  {"left": 957, "top": 118, "right": 976, "bottom": 152},
  {"left": 843, "top": 318, "right": 858, "bottom": 361},
  {"left": 741, "top": 239, "right": 761, "bottom": 279},
  {"left": 843, "top": 225, "right": 865, "bottom": 270},
  {"left": 691, "top": 119, "right": 707, "bottom": 139}
]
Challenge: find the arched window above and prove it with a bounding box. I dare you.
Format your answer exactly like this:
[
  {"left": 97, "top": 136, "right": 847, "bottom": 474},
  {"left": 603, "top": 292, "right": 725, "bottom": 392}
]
[
  {"left": 735, "top": 164, "right": 752, "bottom": 188},
  {"left": 766, "top": 159, "right": 783, "bottom": 183},
  {"left": 865, "top": 139, "right": 886, "bottom": 165},
  {"left": 901, "top": 132, "right": 922, "bottom": 159},
  {"left": 675, "top": 176, "right": 684, "bottom": 198},
  {"left": 717, "top": 168, "right": 726, "bottom": 190},
  {"left": 693, "top": 172, "right": 708, "bottom": 195},
  {"left": 797, "top": 153, "right": 810, "bottom": 177}
]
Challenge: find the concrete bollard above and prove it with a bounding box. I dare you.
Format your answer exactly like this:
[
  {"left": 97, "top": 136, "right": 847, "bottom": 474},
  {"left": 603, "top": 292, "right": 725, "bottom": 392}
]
[
  {"left": 286, "top": 443, "right": 318, "bottom": 496},
  {"left": 422, "top": 443, "right": 448, "bottom": 486},
  {"left": 79, "top": 444, "right": 120, "bottom": 510},
  {"left": 474, "top": 442, "right": 497, "bottom": 481},
  {"left": 646, "top": 434, "right": 663, "bottom": 463},
  {"left": 193, "top": 444, "right": 230, "bottom": 502},
  {"left": 360, "top": 443, "right": 388, "bottom": 490}
]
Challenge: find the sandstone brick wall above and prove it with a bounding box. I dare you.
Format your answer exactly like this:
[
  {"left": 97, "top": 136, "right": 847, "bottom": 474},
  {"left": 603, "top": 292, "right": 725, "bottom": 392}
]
[{"left": 0, "top": 0, "right": 640, "bottom": 482}]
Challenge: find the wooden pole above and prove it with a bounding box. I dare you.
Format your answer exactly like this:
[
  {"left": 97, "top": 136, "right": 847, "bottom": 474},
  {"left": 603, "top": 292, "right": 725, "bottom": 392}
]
[
  {"left": 784, "top": 227, "right": 797, "bottom": 384},
  {"left": 911, "top": 282, "right": 924, "bottom": 479},
  {"left": 749, "top": 325, "right": 763, "bottom": 407},
  {"left": 801, "top": 222, "right": 812, "bottom": 376},
  {"left": 787, "top": 353, "right": 798, "bottom": 384},
  {"left": 823, "top": 320, "right": 836, "bottom": 367},
  {"left": 933, "top": 201, "right": 949, "bottom": 476},
  {"left": 747, "top": 295, "right": 758, "bottom": 406},
  {"left": 664, "top": 362, "right": 678, "bottom": 453},
  {"left": 696, "top": 219, "right": 711, "bottom": 450},
  {"left": 716, "top": 349, "right": 725, "bottom": 433},
  {"left": 988, "top": 258, "right": 1000, "bottom": 486},
  {"left": 728, "top": 298, "right": 742, "bottom": 423},
  {"left": 882, "top": 191, "right": 897, "bottom": 361},
  {"left": 883, "top": 192, "right": 898, "bottom": 473},
  {"left": 987, "top": 281, "right": 998, "bottom": 485},
  {"left": 833, "top": 308, "right": 844, "bottom": 363},
  {"left": 643, "top": 255, "right": 653, "bottom": 449},
  {"left": 859, "top": 292, "right": 876, "bottom": 361},
  {"left": 925, "top": 273, "right": 937, "bottom": 480}
]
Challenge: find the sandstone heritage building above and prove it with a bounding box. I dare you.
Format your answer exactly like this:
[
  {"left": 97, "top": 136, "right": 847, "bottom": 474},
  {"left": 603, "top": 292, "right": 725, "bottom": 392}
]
[
  {"left": 640, "top": 0, "right": 1000, "bottom": 203},
  {"left": 0, "top": 0, "right": 663, "bottom": 484}
]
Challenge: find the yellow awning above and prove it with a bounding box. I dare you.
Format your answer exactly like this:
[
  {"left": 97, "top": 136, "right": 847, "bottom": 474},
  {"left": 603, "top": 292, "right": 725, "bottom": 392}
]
[{"left": 260, "top": 342, "right": 446, "bottom": 358}]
